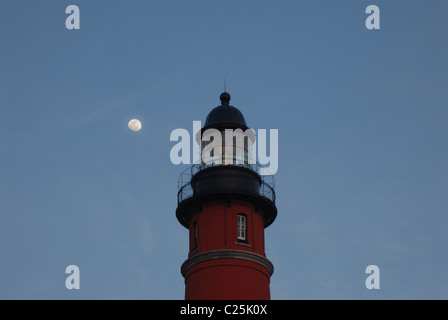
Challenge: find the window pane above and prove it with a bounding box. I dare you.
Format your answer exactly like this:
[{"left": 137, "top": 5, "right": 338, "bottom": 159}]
[{"left": 237, "top": 214, "right": 247, "bottom": 241}]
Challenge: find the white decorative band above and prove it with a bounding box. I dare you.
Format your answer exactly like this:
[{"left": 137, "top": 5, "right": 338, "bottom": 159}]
[{"left": 181, "top": 249, "right": 274, "bottom": 277}]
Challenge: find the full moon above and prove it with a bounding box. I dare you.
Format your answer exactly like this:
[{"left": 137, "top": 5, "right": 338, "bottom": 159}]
[{"left": 128, "top": 119, "right": 142, "bottom": 132}]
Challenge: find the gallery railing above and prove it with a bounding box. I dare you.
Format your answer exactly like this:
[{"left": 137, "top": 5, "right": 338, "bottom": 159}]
[{"left": 177, "top": 155, "right": 276, "bottom": 205}]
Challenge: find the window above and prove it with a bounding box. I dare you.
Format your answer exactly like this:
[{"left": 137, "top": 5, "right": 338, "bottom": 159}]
[{"left": 237, "top": 214, "right": 247, "bottom": 242}]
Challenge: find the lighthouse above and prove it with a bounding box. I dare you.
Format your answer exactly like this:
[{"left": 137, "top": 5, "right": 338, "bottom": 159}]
[{"left": 176, "top": 92, "right": 277, "bottom": 300}]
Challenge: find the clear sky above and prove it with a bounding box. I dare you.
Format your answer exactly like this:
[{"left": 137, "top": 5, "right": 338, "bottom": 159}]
[{"left": 1, "top": 0, "right": 447, "bottom": 299}]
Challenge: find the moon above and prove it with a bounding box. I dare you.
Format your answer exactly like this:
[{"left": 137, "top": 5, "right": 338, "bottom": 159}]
[{"left": 128, "top": 119, "right": 142, "bottom": 132}]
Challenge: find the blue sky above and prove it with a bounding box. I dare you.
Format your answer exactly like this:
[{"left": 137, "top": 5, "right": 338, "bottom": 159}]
[{"left": 1, "top": 0, "right": 447, "bottom": 299}]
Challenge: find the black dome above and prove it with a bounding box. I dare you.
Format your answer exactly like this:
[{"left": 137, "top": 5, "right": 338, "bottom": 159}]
[{"left": 203, "top": 92, "right": 248, "bottom": 130}]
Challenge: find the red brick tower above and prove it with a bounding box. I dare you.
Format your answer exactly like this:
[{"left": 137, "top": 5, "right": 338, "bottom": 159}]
[{"left": 176, "top": 92, "right": 277, "bottom": 300}]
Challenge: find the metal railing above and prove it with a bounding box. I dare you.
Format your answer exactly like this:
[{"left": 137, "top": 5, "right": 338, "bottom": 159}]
[{"left": 177, "top": 159, "right": 276, "bottom": 205}]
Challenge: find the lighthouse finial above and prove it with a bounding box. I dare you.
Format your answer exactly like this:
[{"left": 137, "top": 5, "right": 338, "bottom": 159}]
[{"left": 220, "top": 91, "right": 231, "bottom": 106}]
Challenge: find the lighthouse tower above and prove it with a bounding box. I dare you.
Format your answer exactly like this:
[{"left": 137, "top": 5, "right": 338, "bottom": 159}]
[{"left": 176, "top": 92, "right": 277, "bottom": 300}]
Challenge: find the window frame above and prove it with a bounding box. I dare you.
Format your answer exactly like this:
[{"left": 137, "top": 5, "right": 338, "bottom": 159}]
[{"left": 237, "top": 213, "right": 248, "bottom": 244}]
